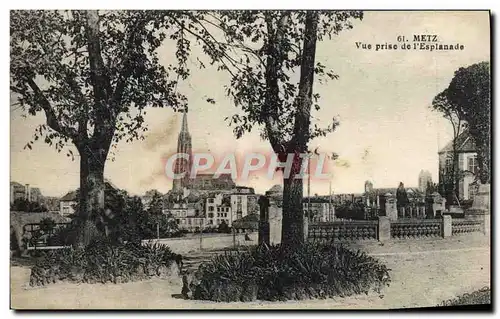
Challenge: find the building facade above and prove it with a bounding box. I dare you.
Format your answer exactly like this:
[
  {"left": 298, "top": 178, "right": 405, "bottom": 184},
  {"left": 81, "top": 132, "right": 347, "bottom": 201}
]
[
  {"left": 163, "top": 201, "right": 205, "bottom": 231},
  {"left": 230, "top": 186, "right": 257, "bottom": 222},
  {"left": 10, "top": 182, "right": 26, "bottom": 204},
  {"left": 438, "top": 130, "right": 479, "bottom": 201},
  {"left": 205, "top": 194, "right": 231, "bottom": 227},
  {"left": 59, "top": 191, "right": 78, "bottom": 217}
]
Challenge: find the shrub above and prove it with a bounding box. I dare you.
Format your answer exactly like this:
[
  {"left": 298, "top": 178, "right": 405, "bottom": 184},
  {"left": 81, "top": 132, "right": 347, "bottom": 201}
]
[
  {"left": 191, "top": 243, "right": 391, "bottom": 302},
  {"left": 29, "top": 239, "right": 180, "bottom": 286}
]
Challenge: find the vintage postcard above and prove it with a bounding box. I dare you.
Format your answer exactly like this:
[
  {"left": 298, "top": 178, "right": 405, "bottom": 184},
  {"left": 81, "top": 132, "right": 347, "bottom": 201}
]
[{"left": 10, "top": 10, "right": 491, "bottom": 310}]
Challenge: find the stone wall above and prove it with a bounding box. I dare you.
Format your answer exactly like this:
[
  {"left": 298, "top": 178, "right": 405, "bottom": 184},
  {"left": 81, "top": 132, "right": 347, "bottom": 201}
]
[{"left": 147, "top": 232, "right": 258, "bottom": 254}]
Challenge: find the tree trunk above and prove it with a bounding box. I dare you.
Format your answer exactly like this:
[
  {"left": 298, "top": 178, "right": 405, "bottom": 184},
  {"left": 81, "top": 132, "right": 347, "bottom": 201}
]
[
  {"left": 280, "top": 11, "right": 318, "bottom": 248},
  {"left": 76, "top": 143, "right": 106, "bottom": 246},
  {"left": 281, "top": 156, "right": 305, "bottom": 246}
]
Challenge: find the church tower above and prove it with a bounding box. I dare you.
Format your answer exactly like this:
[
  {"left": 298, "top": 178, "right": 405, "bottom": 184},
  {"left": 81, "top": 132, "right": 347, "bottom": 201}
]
[{"left": 172, "top": 109, "right": 192, "bottom": 192}]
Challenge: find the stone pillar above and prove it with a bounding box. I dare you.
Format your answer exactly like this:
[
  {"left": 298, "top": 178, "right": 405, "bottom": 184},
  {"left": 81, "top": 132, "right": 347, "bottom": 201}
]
[
  {"left": 268, "top": 197, "right": 283, "bottom": 245},
  {"left": 431, "top": 192, "right": 446, "bottom": 218},
  {"left": 258, "top": 196, "right": 270, "bottom": 246},
  {"left": 385, "top": 197, "right": 397, "bottom": 221},
  {"left": 471, "top": 184, "right": 490, "bottom": 213},
  {"left": 378, "top": 216, "right": 391, "bottom": 242},
  {"left": 442, "top": 215, "right": 452, "bottom": 238}
]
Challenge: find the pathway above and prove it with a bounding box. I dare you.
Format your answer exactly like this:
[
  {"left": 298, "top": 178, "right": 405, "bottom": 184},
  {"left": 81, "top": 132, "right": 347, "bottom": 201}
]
[{"left": 11, "top": 234, "right": 490, "bottom": 309}]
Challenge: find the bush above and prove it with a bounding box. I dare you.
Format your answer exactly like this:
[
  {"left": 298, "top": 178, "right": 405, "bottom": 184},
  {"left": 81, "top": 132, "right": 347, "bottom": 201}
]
[
  {"left": 191, "top": 243, "right": 391, "bottom": 302},
  {"left": 29, "top": 239, "right": 180, "bottom": 286}
]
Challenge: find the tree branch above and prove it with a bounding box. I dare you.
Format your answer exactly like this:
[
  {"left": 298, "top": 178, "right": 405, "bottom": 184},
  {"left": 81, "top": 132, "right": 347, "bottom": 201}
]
[
  {"left": 16, "top": 78, "right": 79, "bottom": 140},
  {"left": 290, "top": 11, "right": 318, "bottom": 151},
  {"left": 262, "top": 12, "right": 291, "bottom": 153},
  {"left": 112, "top": 17, "right": 148, "bottom": 109},
  {"left": 85, "top": 11, "right": 113, "bottom": 118},
  {"left": 170, "top": 15, "right": 240, "bottom": 79}
]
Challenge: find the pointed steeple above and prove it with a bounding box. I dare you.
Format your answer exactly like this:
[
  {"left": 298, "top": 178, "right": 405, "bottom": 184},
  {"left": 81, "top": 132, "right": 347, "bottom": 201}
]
[
  {"left": 181, "top": 108, "right": 189, "bottom": 133},
  {"left": 173, "top": 107, "right": 192, "bottom": 192}
]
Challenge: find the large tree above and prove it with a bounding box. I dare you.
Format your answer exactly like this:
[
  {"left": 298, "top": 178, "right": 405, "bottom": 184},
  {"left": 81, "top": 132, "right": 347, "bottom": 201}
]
[
  {"left": 10, "top": 10, "right": 192, "bottom": 245},
  {"left": 431, "top": 90, "right": 467, "bottom": 204},
  {"left": 445, "top": 61, "right": 491, "bottom": 185},
  {"left": 175, "top": 10, "right": 363, "bottom": 246},
  {"left": 434, "top": 61, "right": 490, "bottom": 186}
]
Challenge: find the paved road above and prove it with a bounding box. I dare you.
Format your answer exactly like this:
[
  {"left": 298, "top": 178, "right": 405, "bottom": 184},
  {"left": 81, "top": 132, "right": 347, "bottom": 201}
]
[{"left": 11, "top": 234, "right": 490, "bottom": 309}]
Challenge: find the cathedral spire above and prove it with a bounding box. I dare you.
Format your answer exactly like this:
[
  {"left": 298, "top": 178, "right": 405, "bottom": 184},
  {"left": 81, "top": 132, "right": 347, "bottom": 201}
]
[
  {"left": 173, "top": 107, "right": 192, "bottom": 192},
  {"left": 181, "top": 108, "right": 189, "bottom": 133}
]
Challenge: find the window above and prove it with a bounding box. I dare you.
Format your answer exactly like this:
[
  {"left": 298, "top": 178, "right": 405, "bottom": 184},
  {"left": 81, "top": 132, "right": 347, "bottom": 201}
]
[
  {"left": 445, "top": 157, "right": 452, "bottom": 169},
  {"left": 208, "top": 198, "right": 214, "bottom": 204},
  {"left": 208, "top": 206, "right": 214, "bottom": 212},
  {"left": 208, "top": 213, "right": 214, "bottom": 218},
  {"left": 468, "top": 155, "right": 478, "bottom": 174},
  {"left": 217, "top": 207, "right": 220, "bottom": 212}
]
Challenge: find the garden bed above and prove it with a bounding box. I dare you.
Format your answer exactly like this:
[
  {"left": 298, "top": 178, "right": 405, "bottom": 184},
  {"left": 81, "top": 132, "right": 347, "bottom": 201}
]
[
  {"left": 29, "top": 240, "right": 181, "bottom": 286},
  {"left": 189, "top": 243, "right": 391, "bottom": 302}
]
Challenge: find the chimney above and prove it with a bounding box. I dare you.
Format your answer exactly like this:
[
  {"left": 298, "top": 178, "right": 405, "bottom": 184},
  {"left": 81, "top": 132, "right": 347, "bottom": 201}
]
[{"left": 25, "top": 184, "right": 30, "bottom": 201}]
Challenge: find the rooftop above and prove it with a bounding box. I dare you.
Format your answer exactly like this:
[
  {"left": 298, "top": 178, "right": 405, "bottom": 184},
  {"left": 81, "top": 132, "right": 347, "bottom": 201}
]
[{"left": 438, "top": 129, "right": 476, "bottom": 154}]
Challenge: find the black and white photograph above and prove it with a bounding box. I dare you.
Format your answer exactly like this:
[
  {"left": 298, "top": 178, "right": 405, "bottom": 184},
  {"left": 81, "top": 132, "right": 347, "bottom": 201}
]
[{"left": 8, "top": 8, "right": 491, "bottom": 310}]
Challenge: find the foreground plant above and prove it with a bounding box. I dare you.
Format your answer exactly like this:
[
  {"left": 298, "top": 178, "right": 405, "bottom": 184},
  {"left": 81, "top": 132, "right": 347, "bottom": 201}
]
[
  {"left": 190, "top": 243, "right": 391, "bottom": 302},
  {"left": 29, "top": 240, "right": 180, "bottom": 286}
]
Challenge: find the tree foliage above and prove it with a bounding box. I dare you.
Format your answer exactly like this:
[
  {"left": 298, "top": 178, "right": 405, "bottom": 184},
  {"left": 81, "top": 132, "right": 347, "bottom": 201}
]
[
  {"left": 435, "top": 61, "right": 491, "bottom": 184},
  {"left": 10, "top": 10, "right": 201, "bottom": 244},
  {"left": 175, "top": 10, "right": 363, "bottom": 246},
  {"left": 10, "top": 10, "right": 193, "bottom": 155},
  {"left": 432, "top": 91, "right": 467, "bottom": 203},
  {"left": 10, "top": 10, "right": 363, "bottom": 247},
  {"left": 173, "top": 11, "right": 363, "bottom": 150}
]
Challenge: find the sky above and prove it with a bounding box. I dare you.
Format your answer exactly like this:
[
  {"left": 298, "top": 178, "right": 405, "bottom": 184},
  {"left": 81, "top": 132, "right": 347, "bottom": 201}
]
[{"left": 10, "top": 11, "right": 490, "bottom": 197}]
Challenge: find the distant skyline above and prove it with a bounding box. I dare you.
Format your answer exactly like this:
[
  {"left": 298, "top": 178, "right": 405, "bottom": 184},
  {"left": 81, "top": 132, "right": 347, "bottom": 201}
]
[{"left": 10, "top": 11, "right": 490, "bottom": 197}]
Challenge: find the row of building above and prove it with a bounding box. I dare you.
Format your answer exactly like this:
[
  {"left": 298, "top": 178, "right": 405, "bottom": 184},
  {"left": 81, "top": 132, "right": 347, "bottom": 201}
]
[
  {"left": 44, "top": 108, "right": 482, "bottom": 228},
  {"left": 10, "top": 181, "right": 61, "bottom": 212},
  {"left": 10, "top": 182, "right": 43, "bottom": 204}
]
